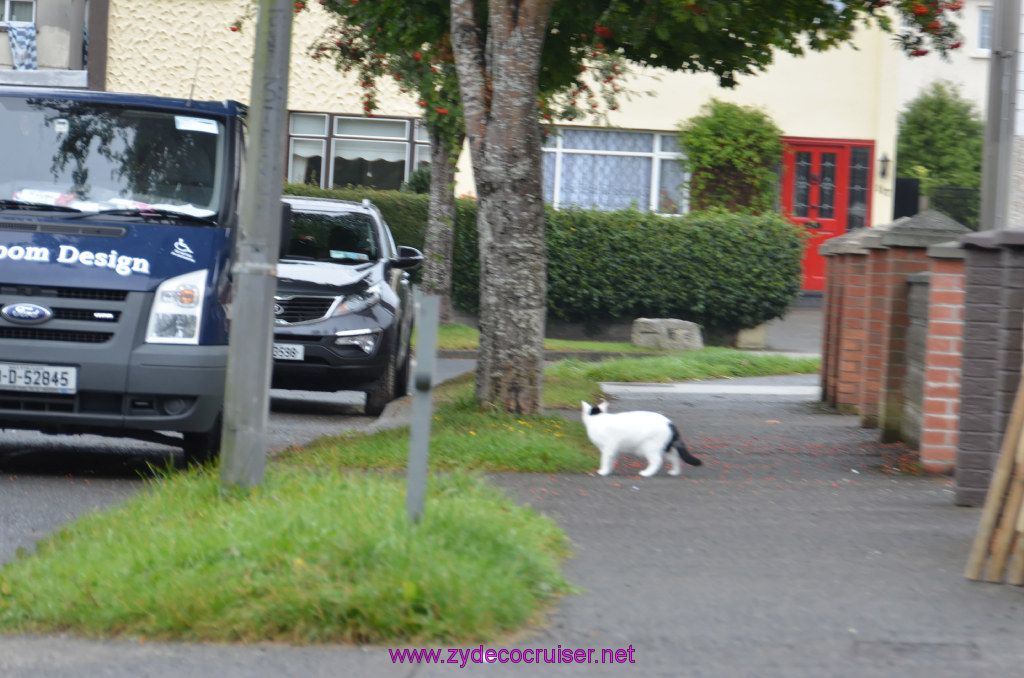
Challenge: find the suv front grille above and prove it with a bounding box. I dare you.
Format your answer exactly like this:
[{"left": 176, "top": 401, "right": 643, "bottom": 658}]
[{"left": 274, "top": 295, "right": 337, "bottom": 325}]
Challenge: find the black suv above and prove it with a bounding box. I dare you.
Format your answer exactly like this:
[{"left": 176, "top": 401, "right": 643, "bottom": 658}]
[{"left": 272, "top": 196, "right": 423, "bottom": 415}]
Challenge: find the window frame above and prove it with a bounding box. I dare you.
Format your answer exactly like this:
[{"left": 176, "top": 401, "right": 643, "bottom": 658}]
[
  {"left": 976, "top": 5, "right": 992, "bottom": 56},
  {"left": 1, "top": 0, "right": 36, "bottom": 25},
  {"left": 286, "top": 111, "right": 427, "bottom": 190},
  {"left": 542, "top": 127, "right": 688, "bottom": 214}
]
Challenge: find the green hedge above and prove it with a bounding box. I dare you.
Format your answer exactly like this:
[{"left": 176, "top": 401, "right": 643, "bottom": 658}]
[
  {"left": 283, "top": 184, "right": 803, "bottom": 332},
  {"left": 546, "top": 208, "right": 803, "bottom": 331}
]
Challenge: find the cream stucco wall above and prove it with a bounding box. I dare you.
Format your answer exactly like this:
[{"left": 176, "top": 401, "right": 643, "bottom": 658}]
[{"left": 105, "top": 0, "right": 420, "bottom": 116}]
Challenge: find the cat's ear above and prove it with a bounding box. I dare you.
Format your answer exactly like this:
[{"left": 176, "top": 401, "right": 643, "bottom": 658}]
[
  {"left": 598, "top": 401, "right": 610, "bottom": 413},
  {"left": 581, "top": 401, "right": 591, "bottom": 416}
]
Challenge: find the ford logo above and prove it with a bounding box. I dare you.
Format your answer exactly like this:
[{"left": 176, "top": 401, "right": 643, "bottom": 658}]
[{"left": 1, "top": 303, "right": 54, "bottom": 325}]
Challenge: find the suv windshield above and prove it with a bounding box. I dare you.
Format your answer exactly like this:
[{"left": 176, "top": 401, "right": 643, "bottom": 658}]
[
  {"left": 285, "top": 211, "right": 380, "bottom": 262},
  {"left": 0, "top": 96, "right": 224, "bottom": 219}
]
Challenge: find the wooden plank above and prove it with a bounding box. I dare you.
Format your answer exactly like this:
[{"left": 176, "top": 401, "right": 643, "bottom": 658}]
[
  {"left": 1007, "top": 530, "right": 1024, "bottom": 586},
  {"left": 983, "top": 472, "right": 1024, "bottom": 582},
  {"left": 1003, "top": 432, "right": 1024, "bottom": 585}
]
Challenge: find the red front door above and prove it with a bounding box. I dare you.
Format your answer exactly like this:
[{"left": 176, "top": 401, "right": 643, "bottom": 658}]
[{"left": 781, "top": 140, "right": 875, "bottom": 291}]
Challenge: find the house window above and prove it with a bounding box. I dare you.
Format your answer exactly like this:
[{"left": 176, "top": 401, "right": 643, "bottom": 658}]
[
  {"left": 978, "top": 6, "right": 992, "bottom": 52},
  {"left": 288, "top": 113, "right": 327, "bottom": 186},
  {"left": 542, "top": 128, "right": 687, "bottom": 214},
  {"left": 287, "top": 112, "right": 428, "bottom": 190},
  {"left": 1, "top": 0, "right": 35, "bottom": 24}
]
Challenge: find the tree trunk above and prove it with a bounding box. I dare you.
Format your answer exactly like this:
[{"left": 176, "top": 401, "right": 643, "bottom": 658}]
[
  {"left": 451, "top": 0, "right": 553, "bottom": 414},
  {"left": 420, "top": 129, "right": 464, "bottom": 324}
]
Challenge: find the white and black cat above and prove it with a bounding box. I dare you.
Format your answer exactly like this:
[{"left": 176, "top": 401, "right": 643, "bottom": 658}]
[{"left": 581, "top": 400, "right": 703, "bottom": 477}]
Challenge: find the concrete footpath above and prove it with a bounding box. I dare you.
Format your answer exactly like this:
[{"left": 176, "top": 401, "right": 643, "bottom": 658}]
[{"left": 2, "top": 305, "right": 1023, "bottom": 677}]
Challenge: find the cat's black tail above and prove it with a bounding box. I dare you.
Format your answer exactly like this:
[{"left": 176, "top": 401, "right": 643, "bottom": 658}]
[{"left": 668, "top": 423, "right": 702, "bottom": 466}]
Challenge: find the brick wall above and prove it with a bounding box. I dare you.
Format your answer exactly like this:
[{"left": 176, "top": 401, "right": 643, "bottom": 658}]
[
  {"left": 875, "top": 247, "right": 938, "bottom": 442},
  {"left": 820, "top": 211, "right": 971, "bottom": 477}
]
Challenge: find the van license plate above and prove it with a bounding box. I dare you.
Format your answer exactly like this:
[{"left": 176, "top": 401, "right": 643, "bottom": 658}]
[
  {"left": 0, "top": 362, "right": 77, "bottom": 394},
  {"left": 273, "top": 343, "right": 304, "bottom": 361}
]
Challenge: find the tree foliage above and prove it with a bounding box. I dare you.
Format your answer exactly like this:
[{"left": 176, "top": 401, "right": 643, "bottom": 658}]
[
  {"left": 897, "top": 79, "right": 983, "bottom": 194},
  {"left": 575, "top": 1, "right": 963, "bottom": 87},
  {"left": 677, "top": 100, "right": 784, "bottom": 214}
]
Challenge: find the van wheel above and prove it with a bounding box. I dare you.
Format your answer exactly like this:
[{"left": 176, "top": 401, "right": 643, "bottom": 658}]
[
  {"left": 182, "top": 414, "right": 222, "bottom": 467},
  {"left": 365, "top": 352, "right": 397, "bottom": 417}
]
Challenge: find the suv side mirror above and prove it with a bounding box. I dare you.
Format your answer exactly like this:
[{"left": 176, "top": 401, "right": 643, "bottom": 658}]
[
  {"left": 279, "top": 202, "right": 292, "bottom": 258},
  {"left": 391, "top": 245, "right": 424, "bottom": 270}
]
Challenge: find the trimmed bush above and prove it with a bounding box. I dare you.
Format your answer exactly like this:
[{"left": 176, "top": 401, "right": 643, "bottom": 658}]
[
  {"left": 282, "top": 184, "right": 803, "bottom": 332},
  {"left": 677, "top": 99, "right": 784, "bottom": 214},
  {"left": 547, "top": 208, "right": 803, "bottom": 332}
]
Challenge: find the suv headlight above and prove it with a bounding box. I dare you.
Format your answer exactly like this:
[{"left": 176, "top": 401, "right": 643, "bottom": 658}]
[
  {"left": 334, "top": 281, "right": 383, "bottom": 316},
  {"left": 145, "top": 269, "right": 208, "bottom": 344}
]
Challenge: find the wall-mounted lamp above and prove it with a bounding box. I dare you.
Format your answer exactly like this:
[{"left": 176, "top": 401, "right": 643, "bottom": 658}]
[{"left": 879, "top": 153, "right": 891, "bottom": 179}]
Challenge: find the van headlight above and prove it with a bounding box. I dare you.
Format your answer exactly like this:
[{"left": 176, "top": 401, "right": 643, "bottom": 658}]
[{"left": 145, "top": 269, "right": 208, "bottom": 344}]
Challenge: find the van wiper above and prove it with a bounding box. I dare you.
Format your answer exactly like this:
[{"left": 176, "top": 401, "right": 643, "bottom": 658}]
[
  {"left": 0, "top": 199, "right": 82, "bottom": 213},
  {"left": 66, "top": 207, "right": 217, "bottom": 225}
]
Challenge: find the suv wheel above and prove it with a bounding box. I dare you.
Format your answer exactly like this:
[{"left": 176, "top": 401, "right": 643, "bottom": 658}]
[
  {"left": 365, "top": 352, "right": 396, "bottom": 417},
  {"left": 182, "top": 413, "right": 222, "bottom": 467},
  {"left": 395, "top": 349, "right": 411, "bottom": 399}
]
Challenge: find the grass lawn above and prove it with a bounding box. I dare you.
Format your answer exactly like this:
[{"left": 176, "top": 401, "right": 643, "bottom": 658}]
[
  {"left": 0, "top": 470, "right": 570, "bottom": 644},
  {"left": 431, "top": 323, "right": 661, "bottom": 354},
  {"left": 0, "top": 346, "right": 819, "bottom": 644}
]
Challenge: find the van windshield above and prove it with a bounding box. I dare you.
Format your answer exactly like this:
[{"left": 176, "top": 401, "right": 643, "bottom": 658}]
[{"left": 0, "top": 96, "right": 225, "bottom": 219}]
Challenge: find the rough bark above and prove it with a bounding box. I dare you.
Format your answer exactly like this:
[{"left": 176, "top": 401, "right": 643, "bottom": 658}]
[
  {"left": 451, "top": 0, "right": 553, "bottom": 414},
  {"left": 420, "top": 129, "right": 464, "bottom": 323}
]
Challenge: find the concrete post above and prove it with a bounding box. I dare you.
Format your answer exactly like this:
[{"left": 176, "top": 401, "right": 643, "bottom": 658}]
[
  {"left": 407, "top": 292, "right": 440, "bottom": 524},
  {"left": 219, "top": 0, "right": 293, "bottom": 489}
]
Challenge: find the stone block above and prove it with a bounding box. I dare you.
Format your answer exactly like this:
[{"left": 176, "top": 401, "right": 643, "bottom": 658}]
[
  {"left": 735, "top": 324, "right": 767, "bottom": 350},
  {"left": 631, "top": 318, "right": 704, "bottom": 351}
]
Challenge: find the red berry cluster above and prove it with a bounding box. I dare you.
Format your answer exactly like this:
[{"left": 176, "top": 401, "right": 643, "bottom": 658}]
[{"left": 894, "top": 1, "right": 964, "bottom": 58}]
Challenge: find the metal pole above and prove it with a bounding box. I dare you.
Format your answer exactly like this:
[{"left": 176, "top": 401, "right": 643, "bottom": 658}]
[
  {"left": 220, "top": 0, "right": 293, "bottom": 488},
  {"left": 407, "top": 292, "right": 440, "bottom": 523},
  {"left": 980, "top": 0, "right": 1020, "bottom": 231}
]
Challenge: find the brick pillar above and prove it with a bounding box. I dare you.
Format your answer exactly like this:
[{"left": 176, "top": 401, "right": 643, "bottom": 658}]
[
  {"left": 836, "top": 254, "right": 870, "bottom": 413},
  {"left": 918, "top": 243, "right": 966, "bottom": 473},
  {"left": 860, "top": 241, "right": 889, "bottom": 427},
  {"left": 955, "top": 230, "right": 1024, "bottom": 506},
  {"left": 821, "top": 254, "right": 842, "bottom": 407},
  {"left": 820, "top": 229, "right": 873, "bottom": 414}
]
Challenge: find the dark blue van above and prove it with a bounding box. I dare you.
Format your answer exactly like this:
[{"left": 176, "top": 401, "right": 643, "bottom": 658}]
[{"left": 0, "top": 86, "right": 246, "bottom": 463}]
